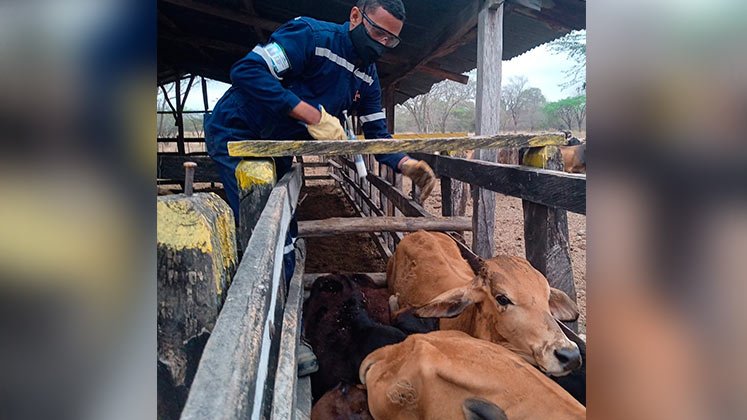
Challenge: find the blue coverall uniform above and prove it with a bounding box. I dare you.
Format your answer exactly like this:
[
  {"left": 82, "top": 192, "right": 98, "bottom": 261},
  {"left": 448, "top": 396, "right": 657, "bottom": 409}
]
[{"left": 204, "top": 17, "right": 406, "bottom": 281}]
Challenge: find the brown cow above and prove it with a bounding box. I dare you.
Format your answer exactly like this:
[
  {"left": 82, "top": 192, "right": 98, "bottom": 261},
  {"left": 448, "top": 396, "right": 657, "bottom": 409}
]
[
  {"left": 387, "top": 231, "right": 581, "bottom": 376},
  {"left": 560, "top": 143, "right": 586, "bottom": 173},
  {"left": 311, "top": 383, "right": 373, "bottom": 420},
  {"left": 360, "top": 330, "right": 585, "bottom": 420}
]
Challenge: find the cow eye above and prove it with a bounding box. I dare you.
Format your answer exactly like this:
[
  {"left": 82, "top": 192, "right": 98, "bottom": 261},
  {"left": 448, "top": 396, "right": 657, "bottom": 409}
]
[{"left": 495, "top": 294, "right": 513, "bottom": 306}]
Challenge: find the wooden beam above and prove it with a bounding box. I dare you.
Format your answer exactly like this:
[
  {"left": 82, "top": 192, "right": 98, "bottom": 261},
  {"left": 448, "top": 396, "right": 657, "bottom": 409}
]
[
  {"left": 415, "top": 65, "right": 469, "bottom": 84},
  {"left": 410, "top": 153, "right": 586, "bottom": 214},
  {"left": 157, "top": 155, "right": 221, "bottom": 183},
  {"left": 522, "top": 146, "right": 577, "bottom": 331},
  {"left": 228, "top": 133, "right": 565, "bottom": 157},
  {"left": 472, "top": 1, "right": 504, "bottom": 258},
  {"left": 160, "top": 32, "right": 250, "bottom": 57},
  {"left": 297, "top": 216, "right": 472, "bottom": 237},
  {"left": 383, "top": 87, "right": 395, "bottom": 134},
  {"left": 333, "top": 165, "right": 394, "bottom": 260},
  {"left": 161, "top": 0, "right": 281, "bottom": 31},
  {"left": 304, "top": 174, "right": 331, "bottom": 181},
  {"left": 270, "top": 239, "right": 306, "bottom": 419},
  {"left": 384, "top": 1, "right": 479, "bottom": 88},
  {"left": 300, "top": 162, "right": 329, "bottom": 168},
  {"left": 175, "top": 78, "right": 186, "bottom": 155}
]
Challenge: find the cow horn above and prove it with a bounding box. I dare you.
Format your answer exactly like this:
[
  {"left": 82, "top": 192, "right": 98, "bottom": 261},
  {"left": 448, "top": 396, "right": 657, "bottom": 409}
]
[{"left": 451, "top": 235, "right": 485, "bottom": 275}]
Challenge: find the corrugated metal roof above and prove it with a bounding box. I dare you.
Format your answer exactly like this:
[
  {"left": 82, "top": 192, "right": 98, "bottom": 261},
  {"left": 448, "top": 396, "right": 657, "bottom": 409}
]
[{"left": 158, "top": 0, "right": 585, "bottom": 103}]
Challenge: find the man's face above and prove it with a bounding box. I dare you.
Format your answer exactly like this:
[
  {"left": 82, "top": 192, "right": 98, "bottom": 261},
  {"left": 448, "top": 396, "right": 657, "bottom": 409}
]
[{"left": 349, "top": 5, "right": 403, "bottom": 48}]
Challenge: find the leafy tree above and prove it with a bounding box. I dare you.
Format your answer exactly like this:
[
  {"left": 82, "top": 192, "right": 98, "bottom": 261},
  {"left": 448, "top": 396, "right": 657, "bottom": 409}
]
[
  {"left": 544, "top": 95, "right": 586, "bottom": 131},
  {"left": 547, "top": 30, "right": 586, "bottom": 93}
]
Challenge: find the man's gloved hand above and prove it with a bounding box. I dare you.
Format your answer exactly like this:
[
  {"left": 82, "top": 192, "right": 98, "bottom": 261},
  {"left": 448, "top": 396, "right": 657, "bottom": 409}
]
[
  {"left": 306, "top": 105, "right": 346, "bottom": 140},
  {"left": 400, "top": 158, "right": 437, "bottom": 202}
]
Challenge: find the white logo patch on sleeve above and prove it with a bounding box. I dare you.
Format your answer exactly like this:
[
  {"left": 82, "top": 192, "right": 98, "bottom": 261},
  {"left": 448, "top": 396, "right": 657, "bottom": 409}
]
[{"left": 264, "top": 42, "right": 291, "bottom": 75}]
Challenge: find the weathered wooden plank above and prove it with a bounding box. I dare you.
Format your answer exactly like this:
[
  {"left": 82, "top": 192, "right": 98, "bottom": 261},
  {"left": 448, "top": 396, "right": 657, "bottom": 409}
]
[
  {"left": 157, "top": 155, "right": 221, "bottom": 183},
  {"left": 472, "top": 0, "right": 504, "bottom": 258},
  {"left": 522, "top": 146, "right": 577, "bottom": 332},
  {"left": 300, "top": 162, "right": 330, "bottom": 168},
  {"left": 270, "top": 239, "right": 306, "bottom": 420},
  {"left": 304, "top": 174, "right": 332, "bottom": 181},
  {"left": 410, "top": 153, "right": 586, "bottom": 214},
  {"left": 337, "top": 168, "right": 384, "bottom": 218},
  {"left": 297, "top": 216, "right": 473, "bottom": 237},
  {"left": 227, "top": 134, "right": 565, "bottom": 157},
  {"left": 295, "top": 376, "right": 312, "bottom": 419},
  {"left": 181, "top": 167, "right": 301, "bottom": 420},
  {"left": 303, "top": 273, "right": 387, "bottom": 289}
]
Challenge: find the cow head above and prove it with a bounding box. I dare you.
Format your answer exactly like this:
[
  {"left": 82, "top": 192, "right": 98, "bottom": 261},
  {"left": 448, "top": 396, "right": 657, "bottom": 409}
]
[{"left": 413, "top": 255, "right": 581, "bottom": 376}]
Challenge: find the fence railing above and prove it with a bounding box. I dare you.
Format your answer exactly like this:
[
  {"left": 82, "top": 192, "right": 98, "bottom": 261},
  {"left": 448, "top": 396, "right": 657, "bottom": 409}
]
[{"left": 180, "top": 165, "right": 303, "bottom": 420}]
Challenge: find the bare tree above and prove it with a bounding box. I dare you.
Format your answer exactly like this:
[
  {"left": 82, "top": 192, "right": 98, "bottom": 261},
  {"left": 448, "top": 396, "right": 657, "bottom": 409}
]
[
  {"left": 399, "top": 75, "right": 476, "bottom": 133},
  {"left": 521, "top": 87, "right": 547, "bottom": 131},
  {"left": 400, "top": 93, "right": 433, "bottom": 132},
  {"left": 157, "top": 84, "right": 177, "bottom": 138},
  {"left": 501, "top": 76, "right": 529, "bottom": 131}
]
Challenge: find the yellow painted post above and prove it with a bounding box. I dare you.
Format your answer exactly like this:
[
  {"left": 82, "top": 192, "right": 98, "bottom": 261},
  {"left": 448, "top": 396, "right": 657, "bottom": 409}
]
[
  {"left": 234, "top": 159, "right": 276, "bottom": 252},
  {"left": 157, "top": 192, "right": 237, "bottom": 418}
]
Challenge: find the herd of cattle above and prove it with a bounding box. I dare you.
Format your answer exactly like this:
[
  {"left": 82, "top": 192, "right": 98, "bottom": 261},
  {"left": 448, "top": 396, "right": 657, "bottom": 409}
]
[{"left": 304, "top": 231, "right": 586, "bottom": 419}]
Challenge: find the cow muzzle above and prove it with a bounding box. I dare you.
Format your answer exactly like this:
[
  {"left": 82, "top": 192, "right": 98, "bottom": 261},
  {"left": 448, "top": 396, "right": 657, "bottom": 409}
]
[
  {"left": 535, "top": 341, "right": 582, "bottom": 376},
  {"left": 554, "top": 346, "right": 582, "bottom": 372}
]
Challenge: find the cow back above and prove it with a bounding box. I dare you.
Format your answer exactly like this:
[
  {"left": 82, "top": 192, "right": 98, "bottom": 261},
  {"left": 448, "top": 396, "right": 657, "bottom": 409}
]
[
  {"left": 387, "top": 231, "right": 475, "bottom": 307},
  {"left": 361, "top": 331, "right": 585, "bottom": 420}
]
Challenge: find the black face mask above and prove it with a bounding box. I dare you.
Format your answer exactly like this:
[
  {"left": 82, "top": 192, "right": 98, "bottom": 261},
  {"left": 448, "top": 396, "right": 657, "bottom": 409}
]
[{"left": 349, "top": 23, "right": 388, "bottom": 68}]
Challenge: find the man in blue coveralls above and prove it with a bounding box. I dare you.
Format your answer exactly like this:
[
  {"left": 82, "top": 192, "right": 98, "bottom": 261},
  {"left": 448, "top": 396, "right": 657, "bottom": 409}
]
[{"left": 204, "top": 0, "right": 437, "bottom": 376}]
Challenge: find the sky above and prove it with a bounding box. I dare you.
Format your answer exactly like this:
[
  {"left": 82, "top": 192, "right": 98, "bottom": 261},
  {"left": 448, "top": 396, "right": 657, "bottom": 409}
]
[{"left": 180, "top": 36, "right": 582, "bottom": 110}]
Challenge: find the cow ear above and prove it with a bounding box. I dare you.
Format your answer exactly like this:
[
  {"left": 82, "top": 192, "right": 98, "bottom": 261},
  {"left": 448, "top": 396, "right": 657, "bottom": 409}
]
[
  {"left": 462, "top": 398, "right": 508, "bottom": 420},
  {"left": 549, "top": 288, "right": 579, "bottom": 321},
  {"left": 414, "top": 287, "right": 480, "bottom": 318}
]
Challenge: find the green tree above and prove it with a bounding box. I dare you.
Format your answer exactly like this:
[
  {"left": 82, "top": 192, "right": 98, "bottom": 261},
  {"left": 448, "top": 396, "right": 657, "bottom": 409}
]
[
  {"left": 544, "top": 95, "right": 586, "bottom": 131},
  {"left": 547, "top": 30, "right": 586, "bottom": 93}
]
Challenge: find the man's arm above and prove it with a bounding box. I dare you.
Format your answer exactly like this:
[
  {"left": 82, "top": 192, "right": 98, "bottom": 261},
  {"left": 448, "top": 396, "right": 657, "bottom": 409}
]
[
  {"left": 230, "top": 19, "right": 320, "bottom": 124},
  {"left": 359, "top": 69, "right": 437, "bottom": 200},
  {"left": 357, "top": 70, "right": 409, "bottom": 170}
]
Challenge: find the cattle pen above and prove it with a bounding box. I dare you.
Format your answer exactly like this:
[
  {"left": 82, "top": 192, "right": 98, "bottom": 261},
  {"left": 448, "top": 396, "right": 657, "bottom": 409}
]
[
  {"left": 160, "top": 133, "right": 587, "bottom": 419},
  {"left": 157, "top": 1, "right": 586, "bottom": 418}
]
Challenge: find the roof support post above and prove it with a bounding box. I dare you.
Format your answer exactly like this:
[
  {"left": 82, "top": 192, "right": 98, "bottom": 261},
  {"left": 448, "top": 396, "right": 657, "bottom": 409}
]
[
  {"left": 383, "top": 86, "right": 396, "bottom": 134},
  {"left": 472, "top": 0, "right": 504, "bottom": 257}
]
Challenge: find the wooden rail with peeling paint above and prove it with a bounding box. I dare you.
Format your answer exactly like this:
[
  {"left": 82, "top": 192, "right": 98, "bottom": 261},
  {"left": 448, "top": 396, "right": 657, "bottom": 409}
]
[{"left": 227, "top": 133, "right": 566, "bottom": 157}]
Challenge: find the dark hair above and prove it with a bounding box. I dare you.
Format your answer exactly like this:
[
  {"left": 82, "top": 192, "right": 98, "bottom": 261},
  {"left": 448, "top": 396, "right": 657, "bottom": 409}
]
[{"left": 357, "top": 0, "right": 406, "bottom": 22}]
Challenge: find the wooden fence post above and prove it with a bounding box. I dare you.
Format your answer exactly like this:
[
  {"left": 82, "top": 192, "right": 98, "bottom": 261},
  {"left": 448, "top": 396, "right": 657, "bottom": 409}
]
[
  {"left": 472, "top": 0, "right": 503, "bottom": 257},
  {"left": 522, "top": 146, "right": 578, "bottom": 331}
]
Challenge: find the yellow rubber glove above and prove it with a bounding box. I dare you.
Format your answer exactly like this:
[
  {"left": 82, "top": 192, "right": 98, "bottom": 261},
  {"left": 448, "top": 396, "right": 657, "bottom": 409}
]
[
  {"left": 400, "top": 159, "right": 437, "bottom": 202},
  {"left": 306, "top": 106, "right": 346, "bottom": 140}
]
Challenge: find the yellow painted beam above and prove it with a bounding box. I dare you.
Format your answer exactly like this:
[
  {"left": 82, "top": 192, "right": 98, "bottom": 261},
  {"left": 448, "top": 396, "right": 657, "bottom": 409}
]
[{"left": 227, "top": 133, "right": 566, "bottom": 157}]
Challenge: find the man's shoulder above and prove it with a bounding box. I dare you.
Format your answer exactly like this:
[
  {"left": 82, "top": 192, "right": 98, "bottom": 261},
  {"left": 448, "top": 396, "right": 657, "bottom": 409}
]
[{"left": 289, "top": 16, "right": 344, "bottom": 34}]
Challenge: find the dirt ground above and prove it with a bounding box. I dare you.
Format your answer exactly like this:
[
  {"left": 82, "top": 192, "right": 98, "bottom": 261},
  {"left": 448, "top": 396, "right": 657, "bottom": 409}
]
[{"left": 296, "top": 183, "right": 387, "bottom": 273}]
